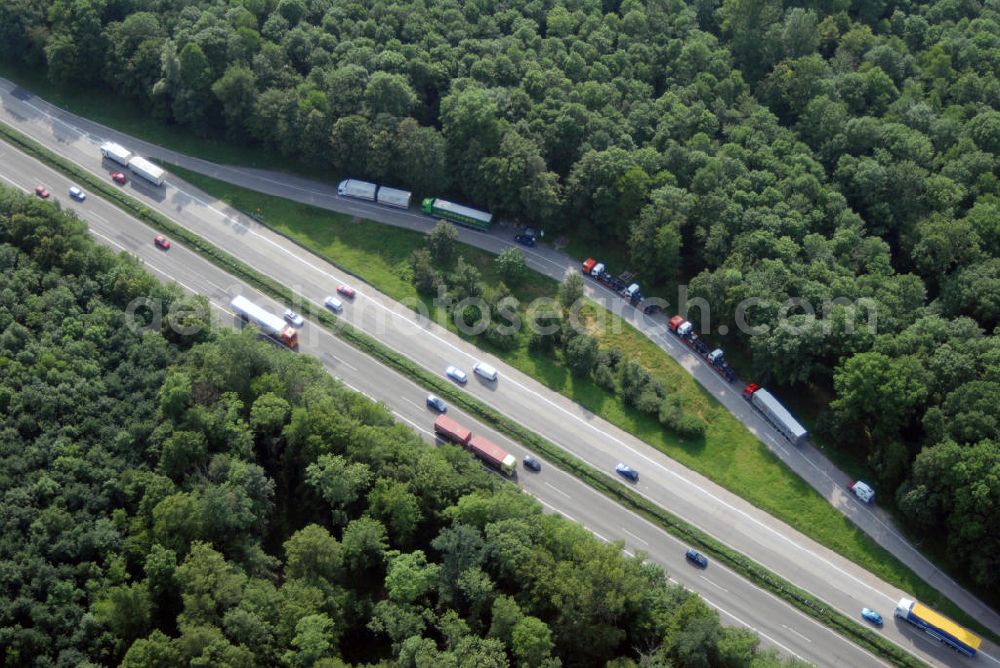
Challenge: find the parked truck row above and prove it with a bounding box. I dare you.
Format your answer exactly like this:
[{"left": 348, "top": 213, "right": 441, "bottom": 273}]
[
  {"left": 666, "top": 313, "right": 806, "bottom": 445},
  {"left": 581, "top": 257, "right": 644, "bottom": 305},
  {"left": 336, "top": 179, "right": 412, "bottom": 209},
  {"left": 99, "top": 141, "right": 166, "bottom": 186},
  {"left": 548, "top": 254, "right": 810, "bottom": 481},
  {"left": 337, "top": 178, "right": 495, "bottom": 231},
  {"left": 433, "top": 415, "right": 516, "bottom": 477},
  {"left": 580, "top": 254, "right": 808, "bottom": 448},
  {"left": 667, "top": 315, "right": 738, "bottom": 383}
]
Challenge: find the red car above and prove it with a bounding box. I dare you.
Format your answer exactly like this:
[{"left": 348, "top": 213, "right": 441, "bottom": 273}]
[
  {"left": 336, "top": 284, "right": 356, "bottom": 298},
  {"left": 154, "top": 235, "right": 171, "bottom": 250},
  {"left": 111, "top": 171, "right": 127, "bottom": 185},
  {"left": 34, "top": 185, "right": 50, "bottom": 198}
]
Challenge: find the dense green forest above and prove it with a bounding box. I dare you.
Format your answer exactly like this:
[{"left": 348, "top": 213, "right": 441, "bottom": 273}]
[
  {"left": 2, "top": 0, "right": 999, "bottom": 596},
  {"left": 0, "top": 189, "right": 809, "bottom": 666}
]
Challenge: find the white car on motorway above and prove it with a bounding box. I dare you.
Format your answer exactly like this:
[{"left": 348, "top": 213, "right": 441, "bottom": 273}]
[
  {"left": 283, "top": 309, "right": 304, "bottom": 327},
  {"left": 324, "top": 296, "right": 344, "bottom": 313},
  {"left": 68, "top": 185, "right": 86, "bottom": 201},
  {"left": 426, "top": 394, "right": 447, "bottom": 412},
  {"left": 446, "top": 365, "right": 468, "bottom": 384}
]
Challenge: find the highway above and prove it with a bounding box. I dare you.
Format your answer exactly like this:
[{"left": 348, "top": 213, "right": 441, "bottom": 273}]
[
  {"left": 2, "top": 74, "right": 992, "bottom": 647},
  {"left": 1, "top": 84, "right": 996, "bottom": 666},
  {"left": 0, "top": 143, "right": 888, "bottom": 667}
]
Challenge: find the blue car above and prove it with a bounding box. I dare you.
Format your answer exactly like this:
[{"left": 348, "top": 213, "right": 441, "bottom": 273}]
[
  {"left": 861, "top": 608, "right": 883, "bottom": 627},
  {"left": 615, "top": 462, "right": 638, "bottom": 482},
  {"left": 685, "top": 549, "right": 708, "bottom": 568},
  {"left": 426, "top": 394, "right": 447, "bottom": 413},
  {"left": 522, "top": 455, "right": 541, "bottom": 472},
  {"left": 514, "top": 229, "right": 537, "bottom": 246}
]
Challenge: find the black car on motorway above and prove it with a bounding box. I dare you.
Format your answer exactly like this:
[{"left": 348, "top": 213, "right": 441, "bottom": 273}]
[{"left": 514, "top": 228, "right": 537, "bottom": 246}]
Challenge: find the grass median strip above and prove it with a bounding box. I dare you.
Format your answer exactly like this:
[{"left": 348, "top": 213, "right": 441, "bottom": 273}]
[{"left": 0, "top": 122, "right": 948, "bottom": 662}]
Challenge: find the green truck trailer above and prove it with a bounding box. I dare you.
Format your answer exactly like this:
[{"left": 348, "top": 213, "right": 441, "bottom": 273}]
[{"left": 421, "top": 197, "right": 493, "bottom": 231}]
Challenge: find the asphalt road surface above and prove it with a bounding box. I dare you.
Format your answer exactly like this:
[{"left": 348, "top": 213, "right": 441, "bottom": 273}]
[{"left": 2, "top": 81, "right": 997, "bottom": 666}]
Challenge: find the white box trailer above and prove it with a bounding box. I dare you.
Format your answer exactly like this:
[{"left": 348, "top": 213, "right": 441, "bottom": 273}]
[
  {"left": 127, "top": 156, "right": 165, "bottom": 186},
  {"left": 376, "top": 186, "right": 412, "bottom": 209},
  {"left": 100, "top": 141, "right": 132, "bottom": 166},
  {"left": 337, "top": 179, "right": 377, "bottom": 201},
  {"left": 747, "top": 387, "right": 807, "bottom": 445},
  {"left": 230, "top": 296, "right": 297, "bottom": 348}
]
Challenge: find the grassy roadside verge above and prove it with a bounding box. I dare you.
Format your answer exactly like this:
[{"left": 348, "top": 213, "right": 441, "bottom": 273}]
[
  {"left": 0, "top": 121, "right": 965, "bottom": 663},
  {"left": 163, "top": 162, "right": 997, "bottom": 644}
]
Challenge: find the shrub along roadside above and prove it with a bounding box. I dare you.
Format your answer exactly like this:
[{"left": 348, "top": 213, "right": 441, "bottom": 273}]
[
  {"left": 0, "top": 122, "right": 965, "bottom": 661},
  {"left": 411, "top": 222, "right": 709, "bottom": 435}
]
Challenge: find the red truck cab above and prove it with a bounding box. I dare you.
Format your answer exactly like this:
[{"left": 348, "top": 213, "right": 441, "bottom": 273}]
[
  {"left": 582, "top": 258, "right": 598, "bottom": 275},
  {"left": 668, "top": 315, "right": 686, "bottom": 332}
]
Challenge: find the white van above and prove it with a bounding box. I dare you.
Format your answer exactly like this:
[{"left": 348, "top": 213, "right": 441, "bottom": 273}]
[
  {"left": 474, "top": 362, "right": 498, "bottom": 382},
  {"left": 849, "top": 480, "right": 875, "bottom": 504}
]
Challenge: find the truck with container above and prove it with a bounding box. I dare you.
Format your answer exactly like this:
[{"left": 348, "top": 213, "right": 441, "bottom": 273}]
[
  {"left": 376, "top": 185, "right": 412, "bottom": 209},
  {"left": 338, "top": 179, "right": 377, "bottom": 201},
  {"left": 230, "top": 296, "right": 298, "bottom": 348},
  {"left": 667, "top": 316, "right": 738, "bottom": 382},
  {"left": 895, "top": 598, "right": 981, "bottom": 657},
  {"left": 468, "top": 435, "right": 517, "bottom": 477},
  {"left": 433, "top": 416, "right": 515, "bottom": 477},
  {"left": 127, "top": 156, "right": 165, "bottom": 186},
  {"left": 706, "top": 348, "right": 737, "bottom": 382},
  {"left": 742, "top": 384, "right": 807, "bottom": 446},
  {"left": 433, "top": 415, "right": 472, "bottom": 446},
  {"left": 581, "top": 258, "right": 644, "bottom": 305},
  {"left": 100, "top": 141, "right": 132, "bottom": 166},
  {"left": 421, "top": 197, "right": 493, "bottom": 231}
]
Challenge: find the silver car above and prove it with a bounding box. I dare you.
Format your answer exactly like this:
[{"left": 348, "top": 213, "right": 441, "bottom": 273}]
[
  {"left": 446, "top": 365, "right": 468, "bottom": 384},
  {"left": 324, "top": 296, "right": 344, "bottom": 313},
  {"left": 426, "top": 394, "right": 447, "bottom": 412},
  {"left": 283, "top": 309, "right": 304, "bottom": 327}
]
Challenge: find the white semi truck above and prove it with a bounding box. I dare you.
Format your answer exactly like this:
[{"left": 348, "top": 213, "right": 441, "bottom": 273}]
[
  {"left": 742, "top": 384, "right": 808, "bottom": 445},
  {"left": 375, "top": 185, "right": 412, "bottom": 209},
  {"left": 337, "top": 178, "right": 413, "bottom": 209},
  {"left": 337, "top": 179, "right": 377, "bottom": 201},
  {"left": 100, "top": 141, "right": 132, "bottom": 166},
  {"left": 230, "top": 296, "right": 298, "bottom": 348},
  {"left": 127, "top": 156, "right": 165, "bottom": 186}
]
